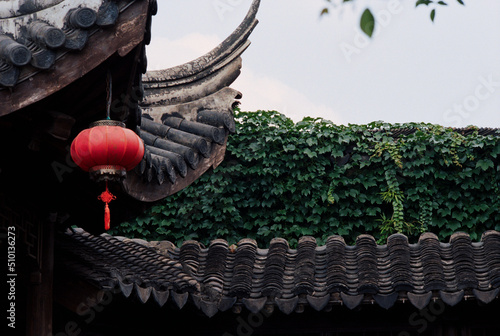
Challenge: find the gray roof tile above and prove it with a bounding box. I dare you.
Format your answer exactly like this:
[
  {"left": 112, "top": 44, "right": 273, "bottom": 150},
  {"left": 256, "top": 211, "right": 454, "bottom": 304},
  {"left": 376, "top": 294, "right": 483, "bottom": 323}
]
[
  {"left": 0, "top": 0, "right": 145, "bottom": 87},
  {"left": 55, "top": 228, "right": 500, "bottom": 316}
]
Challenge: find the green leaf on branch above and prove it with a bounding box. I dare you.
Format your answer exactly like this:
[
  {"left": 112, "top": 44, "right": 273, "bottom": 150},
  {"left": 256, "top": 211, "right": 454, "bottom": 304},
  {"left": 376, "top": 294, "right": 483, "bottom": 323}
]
[
  {"left": 360, "top": 8, "right": 375, "bottom": 37},
  {"left": 416, "top": 0, "right": 434, "bottom": 6}
]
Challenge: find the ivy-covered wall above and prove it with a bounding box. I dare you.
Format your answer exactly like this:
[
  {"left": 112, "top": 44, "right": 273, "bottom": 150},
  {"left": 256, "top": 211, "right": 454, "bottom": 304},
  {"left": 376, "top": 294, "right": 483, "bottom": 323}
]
[{"left": 112, "top": 110, "right": 500, "bottom": 247}]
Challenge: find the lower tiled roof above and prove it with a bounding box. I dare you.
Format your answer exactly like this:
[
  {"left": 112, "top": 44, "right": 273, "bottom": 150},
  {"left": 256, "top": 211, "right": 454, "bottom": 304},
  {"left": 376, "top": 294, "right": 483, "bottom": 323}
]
[{"left": 56, "top": 228, "right": 500, "bottom": 317}]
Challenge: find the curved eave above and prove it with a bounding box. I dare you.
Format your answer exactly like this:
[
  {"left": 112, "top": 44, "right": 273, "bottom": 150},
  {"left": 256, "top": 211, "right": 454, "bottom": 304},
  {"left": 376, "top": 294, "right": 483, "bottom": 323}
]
[
  {"left": 122, "top": 0, "right": 260, "bottom": 202},
  {"left": 122, "top": 86, "right": 241, "bottom": 202},
  {"left": 142, "top": 0, "right": 260, "bottom": 86},
  {"left": 0, "top": 0, "right": 152, "bottom": 117}
]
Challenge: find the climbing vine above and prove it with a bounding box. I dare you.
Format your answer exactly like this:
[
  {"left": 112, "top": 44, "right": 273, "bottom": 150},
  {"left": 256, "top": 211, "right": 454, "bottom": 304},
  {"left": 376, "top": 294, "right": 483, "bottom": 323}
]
[{"left": 111, "top": 110, "right": 500, "bottom": 247}]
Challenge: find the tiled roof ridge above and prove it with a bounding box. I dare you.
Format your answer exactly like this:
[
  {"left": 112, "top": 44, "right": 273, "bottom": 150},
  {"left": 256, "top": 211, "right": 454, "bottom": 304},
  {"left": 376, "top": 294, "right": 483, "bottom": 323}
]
[
  {"left": 100, "top": 229, "right": 500, "bottom": 249},
  {"left": 57, "top": 228, "right": 500, "bottom": 316},
  {"left": 364, "top": 126, "right": 499, "bottom": 137}
]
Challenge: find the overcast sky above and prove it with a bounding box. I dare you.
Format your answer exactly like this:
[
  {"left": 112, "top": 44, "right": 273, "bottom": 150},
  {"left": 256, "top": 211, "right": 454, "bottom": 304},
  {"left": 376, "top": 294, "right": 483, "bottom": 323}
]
[{"left": 146, "top": 0, "right": 500, "bottom": 128}]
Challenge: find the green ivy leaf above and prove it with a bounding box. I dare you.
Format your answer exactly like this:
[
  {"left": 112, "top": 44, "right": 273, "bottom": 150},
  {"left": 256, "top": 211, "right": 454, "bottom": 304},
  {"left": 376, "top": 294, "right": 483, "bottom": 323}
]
[
  {"left": 476, "top": 159, "right": 494, "bottom": 171},
  {"left": 304, "top": 148, "right": 318, "bottom": 158}
]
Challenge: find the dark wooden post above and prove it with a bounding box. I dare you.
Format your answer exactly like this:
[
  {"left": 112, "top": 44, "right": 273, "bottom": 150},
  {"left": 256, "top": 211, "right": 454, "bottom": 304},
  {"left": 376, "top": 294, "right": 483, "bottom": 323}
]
[{"left": 27, "top": 218, "right": 54, "bottom": 336}]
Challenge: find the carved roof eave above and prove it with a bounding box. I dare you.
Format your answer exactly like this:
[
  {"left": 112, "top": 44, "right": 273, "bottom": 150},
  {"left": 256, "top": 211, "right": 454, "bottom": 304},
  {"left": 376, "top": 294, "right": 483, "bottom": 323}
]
[
  {"left": 121, "top": 0, "right": 261, "bottom": 202},
  {"left": 0, "top": 0, "right": 154, "bottom": 117}
]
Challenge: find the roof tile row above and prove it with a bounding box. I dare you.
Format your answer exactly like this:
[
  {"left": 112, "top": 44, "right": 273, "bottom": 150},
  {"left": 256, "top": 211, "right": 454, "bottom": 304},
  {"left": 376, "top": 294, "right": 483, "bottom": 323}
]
[
  {"left": 56, "top": 228, "right": 500, "bottom": 317},
  {"left": 0, "top": 0, "right": 145, "bottom": 87},
  {"left": 137, "top": 111, "right": 233, "bottom": 185}
]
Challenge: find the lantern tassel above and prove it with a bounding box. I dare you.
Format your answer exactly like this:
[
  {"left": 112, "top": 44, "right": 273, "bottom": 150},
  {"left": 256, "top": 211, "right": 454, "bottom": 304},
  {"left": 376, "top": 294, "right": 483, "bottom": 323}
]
[
  {"left": 98, "top": 181, "right": 116, "bottom": 231},
  {"left": 104, "top": 203, "right": 111, "bottom": 230}
]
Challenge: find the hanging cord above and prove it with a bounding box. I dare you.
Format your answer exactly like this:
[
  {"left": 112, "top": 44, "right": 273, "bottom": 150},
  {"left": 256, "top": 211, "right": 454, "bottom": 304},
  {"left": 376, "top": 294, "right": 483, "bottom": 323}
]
[{"left": 105, "top": 70, "right": 112, "bottom": 120}]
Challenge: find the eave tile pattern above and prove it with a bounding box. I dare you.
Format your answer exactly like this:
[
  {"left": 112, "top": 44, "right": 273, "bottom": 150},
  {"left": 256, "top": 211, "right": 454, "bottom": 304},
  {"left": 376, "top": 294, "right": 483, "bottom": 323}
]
[
  {"left": 56, "top": 229, "right": 500, "bottom": 317},
  {"left": 0, "top": 0, "right": 151, "bottom": 87},
  {"left": 137, "top": 112, "right": 234, "bottom": 185}
]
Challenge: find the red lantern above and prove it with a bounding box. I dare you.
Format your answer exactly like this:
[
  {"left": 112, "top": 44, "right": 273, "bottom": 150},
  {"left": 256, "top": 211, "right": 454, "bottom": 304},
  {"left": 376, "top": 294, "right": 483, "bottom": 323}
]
[
  {"left": 71, "top": 120, "right": 144, "bottom": 230},
  {"left": 71, "top": 120, "right": 144, "bottom": 178}
]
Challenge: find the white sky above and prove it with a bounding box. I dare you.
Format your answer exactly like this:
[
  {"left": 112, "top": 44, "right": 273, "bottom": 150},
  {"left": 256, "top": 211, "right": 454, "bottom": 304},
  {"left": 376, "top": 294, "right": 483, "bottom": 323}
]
[{"left": 146, "top": 0, "right": 500, "bottom": 128}]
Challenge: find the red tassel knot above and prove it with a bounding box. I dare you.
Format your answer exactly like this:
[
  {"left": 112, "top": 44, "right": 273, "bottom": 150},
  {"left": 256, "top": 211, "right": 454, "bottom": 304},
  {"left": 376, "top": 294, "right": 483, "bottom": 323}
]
[{"left": 97, "top": 182, "right": 116, "bottom": 230}]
